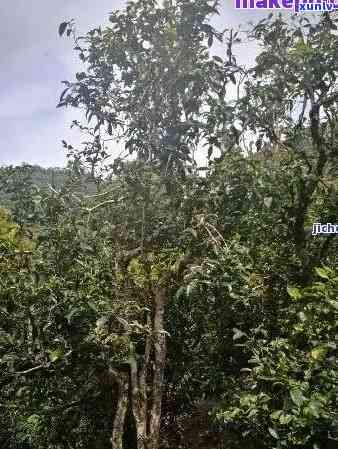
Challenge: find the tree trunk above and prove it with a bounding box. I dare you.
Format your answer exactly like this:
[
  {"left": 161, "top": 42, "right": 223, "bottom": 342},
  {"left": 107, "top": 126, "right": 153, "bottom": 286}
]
[
  {"left": 149, "top": 286, "right": 167, "bottom": 449},
  {"left": 111, "top": 372, "right": 129, "bottom": 449},
  {"left": 110, "top": 289, "right": 169, "bottom": 449},
  {"left": 130, "top": 346, "right": 147, "bottom": 449},
  {"left": 134, "top": 328, "right": 151, "bottom": 449}
]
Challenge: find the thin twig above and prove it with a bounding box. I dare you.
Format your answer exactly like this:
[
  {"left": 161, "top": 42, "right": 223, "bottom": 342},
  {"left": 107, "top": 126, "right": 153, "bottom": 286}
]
[{"left": 12, "top": 364, "right": 46, "bottom": 375}]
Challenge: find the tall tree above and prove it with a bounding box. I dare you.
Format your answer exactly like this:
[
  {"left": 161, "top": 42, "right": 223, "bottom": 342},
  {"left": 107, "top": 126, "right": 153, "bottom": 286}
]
[{"left": 57, "top": 1, "right": 231, "bottom": 448}]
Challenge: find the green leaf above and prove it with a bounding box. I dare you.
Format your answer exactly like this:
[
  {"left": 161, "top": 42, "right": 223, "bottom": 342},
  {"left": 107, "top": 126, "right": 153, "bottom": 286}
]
[
  {"left": 232, "top": 328, "right": 247, "bottom": 341},
  {"left": 229, "top": 73, "right": 236, "bottom": 84},
  {"left": 304, "top": 400, "right": 321, "bottom": 418},
  {"left": 310, "top": 345, "right": 328, "bottom": 361},
  {"left": 268, "top": 427, "right": 279, "bottom": 439},
  {"left": 315, "top": 267, "right": 330, "bottom": 280},
  {"left": 270, "top": 410, "right": 282, "bottom": 420},
  {"left": 48, "top": 349, "right": 63, "bottom": 363},
  {"left": 298, "top": 311, "right": 306, "bottom": 322},
  {"left": 263, "top": 197, "right": 273, "bottom": 208},
  {"left": 279, "top": 414, "right": 292, "bottom": 425},
  {"left": 58, "top": 22, "right": 68, "bottom": 37},
  {"left": 328, "top": 300, "right": 338, "bottom": 310},
  {"left": 290, "top": 388, "right": 306, "bottom": 407},
  {"left": 287, "top": 286, "right": 302, "bottom": 301},
  {"left": 213, "top": 55, "right": 223, "bottom": 64},
  {"left": 208, "top": 34, "right": 213, "bottom": 48}
]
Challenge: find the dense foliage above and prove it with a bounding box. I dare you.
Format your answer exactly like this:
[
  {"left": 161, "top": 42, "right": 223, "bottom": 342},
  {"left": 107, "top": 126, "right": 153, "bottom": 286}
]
[{"left": 0, "top": 2, "right": 337, "bottom": 449}]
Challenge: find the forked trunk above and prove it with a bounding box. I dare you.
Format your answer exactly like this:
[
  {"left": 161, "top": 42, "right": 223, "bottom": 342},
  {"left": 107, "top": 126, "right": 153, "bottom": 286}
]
[{"left": 110, "top": 287, "right": 168, "bottom": 449}]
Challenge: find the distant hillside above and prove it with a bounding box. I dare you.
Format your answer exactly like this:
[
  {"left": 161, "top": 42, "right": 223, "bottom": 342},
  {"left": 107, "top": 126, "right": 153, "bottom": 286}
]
[
  {"left": 0, "top": 164, "right": 69, "bottom": 220},
  {"left": 0, "top": 164, "right": 101, "bottom": 222},
  {"left": 0, "top": 164, "right": 68, "bottom": 189}
]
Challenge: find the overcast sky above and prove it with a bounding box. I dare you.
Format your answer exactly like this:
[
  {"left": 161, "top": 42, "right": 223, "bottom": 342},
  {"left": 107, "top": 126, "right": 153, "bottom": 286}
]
[{"left": 0, "top": 0, "right": 266, "bottom": 168}]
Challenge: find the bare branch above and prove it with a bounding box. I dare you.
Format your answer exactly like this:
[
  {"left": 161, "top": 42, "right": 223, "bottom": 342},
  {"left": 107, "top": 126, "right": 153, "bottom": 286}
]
[{"left": 12, "top": 364, "right": 46, "bottom": 376}]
